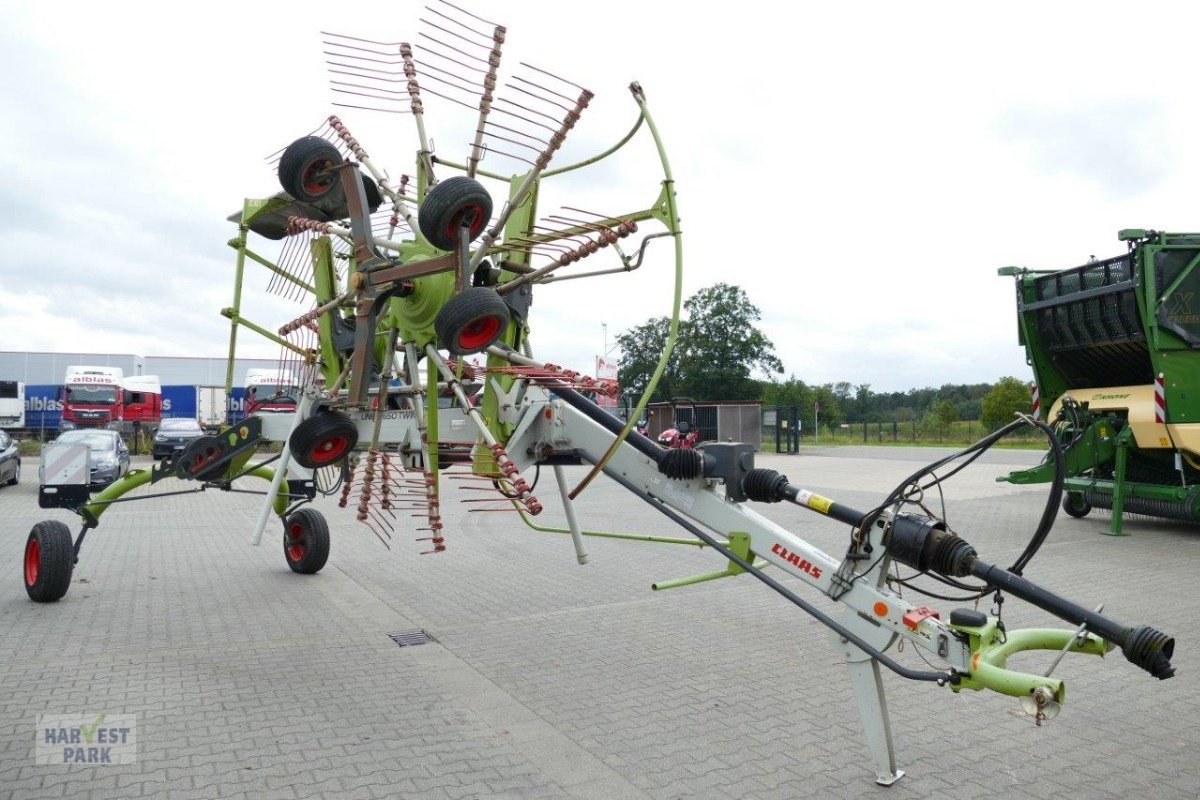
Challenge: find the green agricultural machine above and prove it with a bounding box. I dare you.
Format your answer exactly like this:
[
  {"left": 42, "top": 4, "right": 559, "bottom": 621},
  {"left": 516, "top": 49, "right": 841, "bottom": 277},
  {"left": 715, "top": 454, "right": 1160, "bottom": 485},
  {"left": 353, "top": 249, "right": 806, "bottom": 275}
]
[{"left": 1001, "top": 229, "right": 1200, "bottom": 533}]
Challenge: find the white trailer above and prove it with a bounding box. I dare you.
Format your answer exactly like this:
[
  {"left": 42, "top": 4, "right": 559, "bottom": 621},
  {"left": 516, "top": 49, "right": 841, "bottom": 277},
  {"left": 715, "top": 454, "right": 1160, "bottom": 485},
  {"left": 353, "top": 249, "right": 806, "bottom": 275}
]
[{"left": 0, "top": 381, "right": 24, "bottom": 429}]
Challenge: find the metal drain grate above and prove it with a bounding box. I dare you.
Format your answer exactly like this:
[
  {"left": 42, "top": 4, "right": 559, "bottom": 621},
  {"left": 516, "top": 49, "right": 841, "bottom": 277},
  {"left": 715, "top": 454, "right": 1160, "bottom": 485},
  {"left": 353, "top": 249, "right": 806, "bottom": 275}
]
[{"left": 388, "top": 630, "right": 434, "bottom": 647}]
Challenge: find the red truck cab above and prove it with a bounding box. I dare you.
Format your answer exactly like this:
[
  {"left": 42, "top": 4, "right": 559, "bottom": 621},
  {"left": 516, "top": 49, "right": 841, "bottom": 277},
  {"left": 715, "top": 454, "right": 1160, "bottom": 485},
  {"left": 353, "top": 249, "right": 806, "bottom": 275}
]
[{"left": 61, "top": 367, "right": 162, "bottom": 432}]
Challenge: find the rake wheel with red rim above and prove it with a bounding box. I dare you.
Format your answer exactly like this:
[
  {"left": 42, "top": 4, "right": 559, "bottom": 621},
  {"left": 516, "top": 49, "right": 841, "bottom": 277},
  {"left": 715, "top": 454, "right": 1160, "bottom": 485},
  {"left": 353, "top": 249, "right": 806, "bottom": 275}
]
[
  {"left": 435, "top": 286, "right": 510, "bottom": 355},
  {"left": 282, "top": 508, "right": 330, "bottom": 574},
  {"left": 288, "top": 411, "right": 359, "bottom": 470},
  {"left": 417, "top": 176, "right": 493, "bottom": 251},
  {"left": 279, "top": 136, "right": 345, "bottom": 203},
  {"left": 23, "top": 520, "right": 73, "bottom": 602}
]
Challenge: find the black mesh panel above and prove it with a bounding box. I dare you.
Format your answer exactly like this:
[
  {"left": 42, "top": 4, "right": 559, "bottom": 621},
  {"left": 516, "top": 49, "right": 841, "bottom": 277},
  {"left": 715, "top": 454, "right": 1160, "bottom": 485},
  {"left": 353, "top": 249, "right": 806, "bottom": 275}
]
[{"left": 1030, "top": 254, "right": 1152, "bottom": 388}]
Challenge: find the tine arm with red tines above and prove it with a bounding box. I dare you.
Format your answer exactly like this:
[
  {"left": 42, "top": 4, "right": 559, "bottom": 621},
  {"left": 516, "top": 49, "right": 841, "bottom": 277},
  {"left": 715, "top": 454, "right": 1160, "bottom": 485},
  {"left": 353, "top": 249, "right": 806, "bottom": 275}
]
[{"left": 426, "top": 345, "right": 542, "bottom": 515}]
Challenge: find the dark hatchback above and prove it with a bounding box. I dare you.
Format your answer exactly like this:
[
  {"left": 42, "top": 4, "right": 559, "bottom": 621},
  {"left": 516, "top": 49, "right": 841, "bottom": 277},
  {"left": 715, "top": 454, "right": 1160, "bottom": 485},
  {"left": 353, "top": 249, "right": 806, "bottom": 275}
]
[{"left": 153, "top": 418, "right": 205, "bottom": 459}]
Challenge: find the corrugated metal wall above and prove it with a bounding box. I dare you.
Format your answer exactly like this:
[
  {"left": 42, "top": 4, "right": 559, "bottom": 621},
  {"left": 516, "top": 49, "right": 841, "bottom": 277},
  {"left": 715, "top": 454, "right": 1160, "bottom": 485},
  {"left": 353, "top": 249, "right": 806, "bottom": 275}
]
[
  {"left": 717, "top": 405, "right": 762, "bottom": 448},
  {"left": 0, "top": 352, "right": 142, "bottom": 384},
  {"left": 143, "top": 356, "right": 283, "bottom": 386},
  {"left": 0, "top": 351, "right": 281, "bottom": 387}
]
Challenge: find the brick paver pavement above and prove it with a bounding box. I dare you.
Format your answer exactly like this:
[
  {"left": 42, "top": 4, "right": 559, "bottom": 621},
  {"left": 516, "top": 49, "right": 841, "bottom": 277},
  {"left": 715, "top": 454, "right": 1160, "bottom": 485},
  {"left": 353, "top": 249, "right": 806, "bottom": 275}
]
[{"left": 1, "top": 447, "right": 1195, "bottom": 799}]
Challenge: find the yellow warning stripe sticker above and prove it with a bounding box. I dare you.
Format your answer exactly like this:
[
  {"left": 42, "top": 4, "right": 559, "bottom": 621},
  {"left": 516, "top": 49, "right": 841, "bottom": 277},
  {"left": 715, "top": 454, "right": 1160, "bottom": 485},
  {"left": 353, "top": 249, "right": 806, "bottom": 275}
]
[{"left": 795, "top": 489, "right": 833, "bottom": 515}]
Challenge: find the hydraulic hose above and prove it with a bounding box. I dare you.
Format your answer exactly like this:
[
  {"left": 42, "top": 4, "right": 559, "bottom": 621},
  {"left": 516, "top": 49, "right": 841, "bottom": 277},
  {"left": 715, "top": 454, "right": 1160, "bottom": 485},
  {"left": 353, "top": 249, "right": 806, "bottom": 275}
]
[{"left": 552, "top": 385, "right": 665, "bottom": 464}]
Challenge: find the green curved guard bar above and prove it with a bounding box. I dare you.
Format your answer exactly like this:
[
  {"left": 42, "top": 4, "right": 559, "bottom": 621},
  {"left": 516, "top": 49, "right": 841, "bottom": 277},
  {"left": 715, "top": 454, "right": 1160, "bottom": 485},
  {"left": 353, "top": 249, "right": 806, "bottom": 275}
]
[
  {"left": 571, "top": 88, "right": 683, "bottom": 497},
  {"left": 514, "top": 504, "right": 705, "bottom": 547},
  {"left": 951, "top": 619, "right": 1111, "bottom": 701},
  {"left": 80, "top": 464, "right": 291, "bottom": 524}
]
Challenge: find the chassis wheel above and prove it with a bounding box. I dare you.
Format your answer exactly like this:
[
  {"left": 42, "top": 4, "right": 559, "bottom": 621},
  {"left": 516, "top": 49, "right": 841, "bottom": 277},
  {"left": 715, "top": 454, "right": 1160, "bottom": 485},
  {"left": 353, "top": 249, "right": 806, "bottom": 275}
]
[
  {"left": 283, "top": 508, "right": 330, "bottom": 574},
  {"left": 7, "top": 459, "right": 18, "bottom": 485},
  {"left": 24, "top": 521, "right": 74, "bottom": 602},
  {"left": 1062, "top": 492, "right": 1092, "bottom": 519},
  {"left": 289, "top": 411, "right": 358, "bottom": 470},
  {"left": 417, "top": 176, "right": 492, "bottom": 250},
  {"left": 279, "top": 136, "right": 345, "bottom": 203},
  {"left": 435, "top": 287, "right": 510, "bottom": 355}
]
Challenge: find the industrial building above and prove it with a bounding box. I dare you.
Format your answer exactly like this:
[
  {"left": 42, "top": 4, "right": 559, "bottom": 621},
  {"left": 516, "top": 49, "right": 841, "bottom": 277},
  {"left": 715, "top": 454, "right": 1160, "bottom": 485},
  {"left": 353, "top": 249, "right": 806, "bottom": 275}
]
[{"left": 0, "top": 351, "right": 283, "bottom": 387}]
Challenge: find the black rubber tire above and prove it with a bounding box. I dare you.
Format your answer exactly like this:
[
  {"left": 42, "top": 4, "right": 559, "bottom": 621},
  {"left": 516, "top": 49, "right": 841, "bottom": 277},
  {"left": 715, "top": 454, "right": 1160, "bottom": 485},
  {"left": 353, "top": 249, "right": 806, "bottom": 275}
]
[
  {"left": 7, "top": 459, "right": 18, "bottom": 485},
  {"left": 283, "top": 508, "right": 330, "bottom": 574},
  {"left": 24, "top": 520, "right": 74, "bottom": 602},
  {"left": 1062, "top": 492, "right": 1091, "bottom": 519},
  {"left": 279, "top": 136, "right": 345, "bottom": 203},
  {"left": 362, "top": 174, "right": 383, "bottom": 213},
  {"left": 418, "top": 176, "right": 492, "bottom": 250},
  {"left": 288, "top": 412, "right": 358, "bottom": 470},
  {"left": 435, "top": 287, "right": 510, "bottom": 355}
]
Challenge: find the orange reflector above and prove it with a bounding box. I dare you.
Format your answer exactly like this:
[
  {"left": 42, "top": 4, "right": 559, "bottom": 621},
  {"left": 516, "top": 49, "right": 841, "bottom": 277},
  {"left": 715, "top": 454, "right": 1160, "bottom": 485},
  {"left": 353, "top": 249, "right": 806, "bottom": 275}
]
[{"left": 873, "top": 602, "right": 888, "bottom": 617}]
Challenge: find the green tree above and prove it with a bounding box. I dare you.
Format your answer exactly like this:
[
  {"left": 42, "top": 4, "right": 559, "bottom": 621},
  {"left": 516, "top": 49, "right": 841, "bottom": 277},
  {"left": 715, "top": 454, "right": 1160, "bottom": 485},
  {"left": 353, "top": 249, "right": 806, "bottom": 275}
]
[
  {"left": 617, "top": 284, "right": 783, "bottom": 402},
  {"left": 932, "top": 399, "right": 959, "bottom": 425},
  {"left": 615, "top": 316, "right": 681, "bottom": 403},
  {"left": 676, "top": 283, "right": 783, "bottom": 400},
  {"left": 762, "top": 374, "right": 809, "bottom": 406},
  {"left": 812, "top": 384, "right": 844, "bottom": 426},
  {"left": 980, "top": 377, "right": 1032, "bottom": 431}
]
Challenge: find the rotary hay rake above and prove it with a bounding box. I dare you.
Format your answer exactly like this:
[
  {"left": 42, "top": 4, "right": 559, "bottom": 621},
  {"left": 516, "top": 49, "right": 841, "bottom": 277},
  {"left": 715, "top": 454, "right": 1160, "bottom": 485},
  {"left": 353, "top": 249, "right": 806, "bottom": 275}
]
[{"left": 22, "top": 3, "right": 1176, "bottom": 787}]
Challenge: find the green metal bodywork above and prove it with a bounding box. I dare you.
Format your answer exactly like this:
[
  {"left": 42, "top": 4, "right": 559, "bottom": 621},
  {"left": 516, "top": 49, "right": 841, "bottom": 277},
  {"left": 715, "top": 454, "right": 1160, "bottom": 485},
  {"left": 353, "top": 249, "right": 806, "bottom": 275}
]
[
  {"left": 80, "top": 461, "right": 289, "bottom": 526},
  {"left": 1006, "top": 231, "right": 1200, "bottom": 413},
  {"left": 1001, "top": 230, "right": 1200, "bottom": 532},
  {"left": 949, "top": 617, "right": 1111, "bottom": 701}
]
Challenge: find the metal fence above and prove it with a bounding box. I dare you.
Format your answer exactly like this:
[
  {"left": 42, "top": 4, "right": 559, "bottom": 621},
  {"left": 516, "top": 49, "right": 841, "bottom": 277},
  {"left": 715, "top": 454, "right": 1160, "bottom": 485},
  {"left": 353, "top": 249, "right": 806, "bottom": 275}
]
[{"left": 646, "top": 402, "right": 762, "bottom": 449}]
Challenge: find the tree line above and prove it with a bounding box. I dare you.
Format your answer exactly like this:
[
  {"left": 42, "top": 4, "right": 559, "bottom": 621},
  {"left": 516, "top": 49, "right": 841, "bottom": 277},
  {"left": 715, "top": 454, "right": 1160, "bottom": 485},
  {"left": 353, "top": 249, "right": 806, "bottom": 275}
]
[{"left": 616, "top": 283, "right": 1032, "bottom": 431}]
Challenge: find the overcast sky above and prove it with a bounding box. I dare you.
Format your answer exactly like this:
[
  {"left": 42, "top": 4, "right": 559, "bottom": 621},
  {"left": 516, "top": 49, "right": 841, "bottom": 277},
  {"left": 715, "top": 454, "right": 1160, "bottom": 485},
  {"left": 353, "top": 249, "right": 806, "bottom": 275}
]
[{"left": 2, "top": 1, "right": 1196, "bottom": 392}]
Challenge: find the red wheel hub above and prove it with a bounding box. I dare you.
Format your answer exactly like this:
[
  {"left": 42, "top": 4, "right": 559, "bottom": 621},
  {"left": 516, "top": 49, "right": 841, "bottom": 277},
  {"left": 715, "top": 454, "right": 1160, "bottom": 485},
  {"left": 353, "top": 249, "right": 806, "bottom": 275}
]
[
  {"left": 458, "top": 315, "right": 503, "bottom": 351},
  {"left": 444, "top": 203, "right": 485, "bottom": 243},
  {"left": 309, "top": 435, "right": 350, "bottom": 465},
  {"left": 24, "top": 538, "right": 39, "bottom": 587},
  {"left": 286, "top": 522, "right": 306, "bottom": 562},
  {"left": 302, "top": 157, "right": 337, "bottom": 196}
]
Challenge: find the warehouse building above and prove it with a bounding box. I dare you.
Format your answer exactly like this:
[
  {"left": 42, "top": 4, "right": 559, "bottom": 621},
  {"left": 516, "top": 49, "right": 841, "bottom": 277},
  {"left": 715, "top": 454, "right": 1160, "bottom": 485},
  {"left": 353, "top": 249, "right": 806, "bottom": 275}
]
[{"left": 0, "top": 351, "right": 284, "bottom": 387}]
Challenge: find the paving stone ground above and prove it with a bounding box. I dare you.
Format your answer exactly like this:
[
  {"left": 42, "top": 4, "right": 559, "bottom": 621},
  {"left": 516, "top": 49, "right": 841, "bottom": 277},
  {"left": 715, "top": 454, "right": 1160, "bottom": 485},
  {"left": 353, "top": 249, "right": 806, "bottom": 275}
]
[{"left": 0, "top": 446, "right": 1196, "bottom": 799}]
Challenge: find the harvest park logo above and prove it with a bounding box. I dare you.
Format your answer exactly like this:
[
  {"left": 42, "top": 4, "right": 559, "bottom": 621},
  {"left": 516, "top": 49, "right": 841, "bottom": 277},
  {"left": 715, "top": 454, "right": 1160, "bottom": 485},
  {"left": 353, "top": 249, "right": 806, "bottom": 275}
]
[{"left": 36, "top": 714, "right": 136, "bottom": 765}]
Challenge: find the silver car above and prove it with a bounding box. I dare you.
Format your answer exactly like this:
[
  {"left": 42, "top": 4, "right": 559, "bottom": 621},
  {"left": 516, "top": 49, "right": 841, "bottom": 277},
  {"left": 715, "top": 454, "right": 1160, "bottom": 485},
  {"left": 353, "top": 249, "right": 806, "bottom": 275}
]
[
  {"left": 0, "top": 430, "right": 19, "bottom": 487},
  {"left": 40, "top": 429, "right": 131, "bottom": 488}
]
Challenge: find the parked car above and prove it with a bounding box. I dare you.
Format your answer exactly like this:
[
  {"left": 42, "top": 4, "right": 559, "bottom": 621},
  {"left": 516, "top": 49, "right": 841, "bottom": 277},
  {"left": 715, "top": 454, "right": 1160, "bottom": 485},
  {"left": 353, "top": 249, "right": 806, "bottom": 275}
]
[
  {"left": 153, "top": 418, "right": 205, "bottom": 459},
  {"left": 0, "top": 430, "right": 19, "bottom": 487},
  {"left": 40, "top": 429, "right": 130, "bottom": 488}
]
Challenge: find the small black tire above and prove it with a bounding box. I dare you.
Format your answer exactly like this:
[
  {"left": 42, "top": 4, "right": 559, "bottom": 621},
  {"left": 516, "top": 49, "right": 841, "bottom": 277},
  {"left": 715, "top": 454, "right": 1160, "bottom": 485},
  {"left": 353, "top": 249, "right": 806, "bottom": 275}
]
[
  {"left": 418, "top": 176, "right": 492, "bottom": 250},
  {"left": 279, "top": 136, "right": 345, "bottom": 203},
  {"left": 7, "top": 459, "right": 18, "bottom": 485},
  {"left": 362, "top": 174, "right": 383, "bottom": 214},
  {"left": 283, "top": 508, "right": 330, "bottom": 574},
  {"left": 435, "top": 287, "right": 510, "bottom": 355},
  {"left": 289, "top": 411, "right": 358, "bottom": 470},
  {"left": 24, "top": 521, "right": 74, "bottom": 602},
  {"left": 1062, "top": 492, "right": 1091, "bottom": 519}
]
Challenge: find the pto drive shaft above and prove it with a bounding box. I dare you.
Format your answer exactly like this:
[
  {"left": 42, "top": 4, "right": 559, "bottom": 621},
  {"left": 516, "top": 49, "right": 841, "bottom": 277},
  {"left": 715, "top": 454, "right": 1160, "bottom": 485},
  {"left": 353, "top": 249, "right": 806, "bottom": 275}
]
[
  {"left": 885, "top": 512, "right": 1176, "bottom": 680},
  {"left": 742, "top": 468, "right": 1176, "bottom": 681}
]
